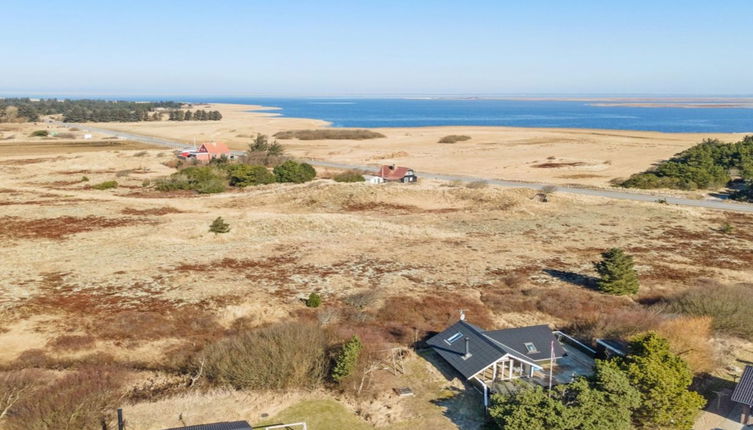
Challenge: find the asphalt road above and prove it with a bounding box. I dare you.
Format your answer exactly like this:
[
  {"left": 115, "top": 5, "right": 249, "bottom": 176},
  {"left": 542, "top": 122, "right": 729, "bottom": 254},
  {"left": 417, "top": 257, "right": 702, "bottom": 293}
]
[{"left": 58, "top": 121, "right": 753, "bottom": 214}]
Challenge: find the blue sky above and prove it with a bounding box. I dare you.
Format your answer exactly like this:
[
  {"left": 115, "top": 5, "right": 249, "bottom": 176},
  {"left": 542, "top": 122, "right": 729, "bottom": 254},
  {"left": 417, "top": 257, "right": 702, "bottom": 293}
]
[{"left": 2, "top": 0, "right": 752, "bottom": 96}]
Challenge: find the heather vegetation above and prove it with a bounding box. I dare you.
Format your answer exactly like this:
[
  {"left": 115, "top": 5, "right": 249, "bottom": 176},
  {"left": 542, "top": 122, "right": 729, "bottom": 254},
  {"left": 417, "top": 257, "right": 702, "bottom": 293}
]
[
  {"left": 621, "top": 136, "right": 753, "bottom": 199},
  {"left": 274, "top": 129, "right": 385, "bottom": 140}
]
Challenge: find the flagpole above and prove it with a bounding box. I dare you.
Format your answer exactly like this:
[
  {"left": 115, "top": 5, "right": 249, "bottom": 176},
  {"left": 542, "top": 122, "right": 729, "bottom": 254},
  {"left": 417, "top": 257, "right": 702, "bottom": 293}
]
[{"left": 548, "top": 339, "right": 554, "bottom": 396}]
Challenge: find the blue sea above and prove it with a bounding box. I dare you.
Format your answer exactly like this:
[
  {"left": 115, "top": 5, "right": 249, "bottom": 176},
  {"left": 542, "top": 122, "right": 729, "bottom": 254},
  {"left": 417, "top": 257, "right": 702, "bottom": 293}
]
[{"left": 190, "top": 97, "right": 753, "bottom": 133}]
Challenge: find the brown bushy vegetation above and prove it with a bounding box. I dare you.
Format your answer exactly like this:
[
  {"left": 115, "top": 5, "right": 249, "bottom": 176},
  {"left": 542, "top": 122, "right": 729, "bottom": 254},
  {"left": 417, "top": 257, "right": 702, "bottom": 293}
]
[
  {"left": 438, "top": 135, "right": 471, "bottom": 144},
  {"left": 46, "top": 334, "right": 96, "bottom": 351},
  {"left": 2, "top": 366, "right": 126, "bottom": 430},
  {"left": 196, "top": 322, "right": 329, "bottom": 390},
  {"left": 376, "top": 294, "right": 494, "bottom": 343},
  {"left": 274, "top": 129, "right": 385, "bottom": 140},
  {"left": 666, "top": 282, "right": 753, "bottom": 340},
  {"left": 655, "top": 316, "right": 716, "bottom": 373}
]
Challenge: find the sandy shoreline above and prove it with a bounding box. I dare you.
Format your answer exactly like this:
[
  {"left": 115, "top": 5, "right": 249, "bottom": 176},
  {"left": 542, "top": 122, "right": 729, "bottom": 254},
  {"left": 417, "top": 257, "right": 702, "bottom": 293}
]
[{"left": 73, "top": 102, "right": 749, "bottom": 188}]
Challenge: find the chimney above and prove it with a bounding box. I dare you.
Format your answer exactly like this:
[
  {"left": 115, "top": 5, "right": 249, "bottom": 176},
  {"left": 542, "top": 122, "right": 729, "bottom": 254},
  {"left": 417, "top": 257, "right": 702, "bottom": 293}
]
[{"left": 464, "top": 337, "right": 471, "bottom": 359}]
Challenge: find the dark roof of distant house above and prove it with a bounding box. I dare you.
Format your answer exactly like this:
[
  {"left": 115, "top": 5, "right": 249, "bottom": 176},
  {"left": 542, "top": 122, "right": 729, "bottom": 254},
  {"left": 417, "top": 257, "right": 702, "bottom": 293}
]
[
  {"left": 732, "top": 365, "right": 753, "bottom": 406},
  {"left": 426, "top": 320, "right": 544, "bottom": 380},
  {"left": 485, "top": 325, "right": 566, "bottom": 362},
  {"left": 162, "top": 421, "right": 252, "bottom": 430},
  {"left": 378, "top": 165, "right": 414, "bottom": 180}
]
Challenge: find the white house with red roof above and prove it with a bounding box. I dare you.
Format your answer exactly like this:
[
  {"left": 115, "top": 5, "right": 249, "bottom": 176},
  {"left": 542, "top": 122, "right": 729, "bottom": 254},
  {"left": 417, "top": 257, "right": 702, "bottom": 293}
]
[
  {"left": 178, "top": 142, "right": 231, "bottom": 162},
  {"left": 377, "top": 164, "right": 417, "bottom": 183}
]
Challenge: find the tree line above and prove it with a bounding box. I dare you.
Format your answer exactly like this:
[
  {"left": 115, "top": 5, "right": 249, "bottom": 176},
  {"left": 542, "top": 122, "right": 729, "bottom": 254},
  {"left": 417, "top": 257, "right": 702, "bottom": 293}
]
[
  {"left": 620, "top": 135, "right": 753, "bottom": 201},
  {"left": 168, "top": 110, "right": 222, "bottom": 121},
  {"left": 0, "top": 98, "right": 202, "bottom": 123}
]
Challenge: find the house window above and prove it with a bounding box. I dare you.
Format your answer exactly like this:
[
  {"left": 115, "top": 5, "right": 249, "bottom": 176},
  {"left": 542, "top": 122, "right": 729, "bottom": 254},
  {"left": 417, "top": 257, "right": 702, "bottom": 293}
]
[
  {"left": 445, "top": 332, "right": 463, "bottom": 345},
  {"left": 524, "top": 342, "right": 538, "bottom": 354}
]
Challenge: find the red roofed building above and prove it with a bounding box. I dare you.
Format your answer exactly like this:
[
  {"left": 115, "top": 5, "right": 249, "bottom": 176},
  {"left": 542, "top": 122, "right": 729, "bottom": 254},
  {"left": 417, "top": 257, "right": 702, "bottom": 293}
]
[
  {"left": 178, "top": 142, "right": 232, "bottom": 162},
  {"left": 377, "top": 164, "right": 417, "bottom": 183}
]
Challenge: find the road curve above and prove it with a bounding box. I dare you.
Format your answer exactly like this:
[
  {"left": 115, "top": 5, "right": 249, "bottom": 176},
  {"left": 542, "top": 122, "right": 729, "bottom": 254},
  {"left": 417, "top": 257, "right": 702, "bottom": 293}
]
[{"left": 58, "top": 121, "right": 753, "bottom": 214}]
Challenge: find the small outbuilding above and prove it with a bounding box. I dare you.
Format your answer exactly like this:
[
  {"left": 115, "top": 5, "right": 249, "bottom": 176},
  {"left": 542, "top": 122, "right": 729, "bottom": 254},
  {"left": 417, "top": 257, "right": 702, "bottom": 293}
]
[{"left": 732, "top": 365, "right": 753, "bottom": 424}]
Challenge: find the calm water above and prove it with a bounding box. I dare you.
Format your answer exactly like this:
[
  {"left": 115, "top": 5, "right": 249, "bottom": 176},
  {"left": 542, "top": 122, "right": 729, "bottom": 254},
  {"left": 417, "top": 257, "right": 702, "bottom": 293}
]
[{"left": 198, "top": 97, "right": 753, "bottom": 133}]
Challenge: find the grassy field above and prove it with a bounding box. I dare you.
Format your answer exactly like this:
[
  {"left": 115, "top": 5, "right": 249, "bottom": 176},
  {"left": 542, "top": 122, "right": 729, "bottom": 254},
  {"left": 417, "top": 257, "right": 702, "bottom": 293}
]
[{"left": 0, "top": 147, "right": 751, "bottom": 429}]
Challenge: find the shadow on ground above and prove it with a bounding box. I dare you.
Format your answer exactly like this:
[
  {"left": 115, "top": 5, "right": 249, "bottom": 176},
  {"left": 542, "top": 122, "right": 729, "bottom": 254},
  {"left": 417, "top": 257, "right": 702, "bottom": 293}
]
[{"left": 543, "top": 269, "right": 598, "bottom": 289}]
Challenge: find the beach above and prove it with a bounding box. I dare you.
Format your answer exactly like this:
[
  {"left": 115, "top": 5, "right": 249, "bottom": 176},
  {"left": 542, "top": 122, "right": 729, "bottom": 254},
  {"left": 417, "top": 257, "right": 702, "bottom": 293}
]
[{"left": 81, "top": 102, "right": 750, "bottom": 188}]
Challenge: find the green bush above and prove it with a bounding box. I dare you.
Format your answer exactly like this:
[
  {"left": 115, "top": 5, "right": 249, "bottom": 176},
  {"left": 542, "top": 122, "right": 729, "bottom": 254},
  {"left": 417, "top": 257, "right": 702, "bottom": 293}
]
[
  {"left": 305, "top": 292, "right": 322, "bottom": 308},
  {"left": 273, "top": 160, "right": 317, "bottom": 183},
  {"left": 226, "top": 164, "right": 276, "bottom": 187},
  {"left": 91, "top": 180, "right": 118, "bottom": 190},
  {"left": 155, "top": 166, "right": 226, "bottom": 194},
  {"left": 209, "top": 217, "right": 230, "bottom": 234},
  {"left": 198, "top": 322, "right": 329, "bottom": 390},
  {"left": 30, "top": 130, "right": 48, "bottom": 137},
  {"left": 333, "top": 171, "right": 365, "bottom": 183},
  {"left": 593, "top": 248, "right": 639, "bottom": 295},
  {"left": 331, "top": 335, "right": 362, "bottom": 382}
]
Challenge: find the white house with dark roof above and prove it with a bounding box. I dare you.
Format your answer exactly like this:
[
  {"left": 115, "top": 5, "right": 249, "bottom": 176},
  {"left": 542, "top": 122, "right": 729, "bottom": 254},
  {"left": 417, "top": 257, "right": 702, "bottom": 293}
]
[{"left": 426, "top": 317, "right": 593, "bottom": 408}]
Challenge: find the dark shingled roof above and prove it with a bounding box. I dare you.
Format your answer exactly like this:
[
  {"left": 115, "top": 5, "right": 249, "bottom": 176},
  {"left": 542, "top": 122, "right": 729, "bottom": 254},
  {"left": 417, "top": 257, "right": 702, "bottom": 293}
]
[
  {"left": 485, "top": 325, "right": 566, "bottom": 362},
  {"left": 732, "top": 365, "right": 753, "bottom": 407},
  {"left": 162, "top": 421, "right": 252, "bottom": 430},
  {"left": 426, "top": 320, "right": 546, "bottom": 380}
]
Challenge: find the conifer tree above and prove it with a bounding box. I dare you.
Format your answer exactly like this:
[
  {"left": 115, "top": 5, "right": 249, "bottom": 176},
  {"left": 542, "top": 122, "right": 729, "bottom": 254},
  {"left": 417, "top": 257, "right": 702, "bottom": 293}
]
[
  {"left": 593, "top": 248, "right": 639, "bottom": 295},
  {"left": 184, "top": 110, "right": 192, "bottom": 121},
  {"left": 332, "top": 336, "right": 363, "bottom": 382},
  {"left": 209, "top": 216, "right": 230, "bottom": 234}
]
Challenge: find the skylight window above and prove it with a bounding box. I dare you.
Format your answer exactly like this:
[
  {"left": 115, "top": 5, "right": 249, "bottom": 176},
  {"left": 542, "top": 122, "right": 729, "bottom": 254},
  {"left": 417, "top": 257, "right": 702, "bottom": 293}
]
[
  {"left": 445, "top": 332, "right": 463, "bottom": 345},
  {"left": 524, "top": 342, "right": 538, "bottom": 354}
]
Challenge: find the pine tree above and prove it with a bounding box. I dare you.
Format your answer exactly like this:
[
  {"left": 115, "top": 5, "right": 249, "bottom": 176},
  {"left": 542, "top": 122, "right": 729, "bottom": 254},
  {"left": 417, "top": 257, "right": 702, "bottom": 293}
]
[
  {"left": 184, "top": 110, "right": 192, "bottom": 121},
  {"left": 332, "top": 336, "right": 363, "bottom": 382},
  {"left": 593, "top": 248, "right": 639, "bottom": 295},
  {"left": 209, "top": 216, "right": 230, "bottom": 234},
  {"left": 618, "top": 332, "right": 706, "bottom": 429}
]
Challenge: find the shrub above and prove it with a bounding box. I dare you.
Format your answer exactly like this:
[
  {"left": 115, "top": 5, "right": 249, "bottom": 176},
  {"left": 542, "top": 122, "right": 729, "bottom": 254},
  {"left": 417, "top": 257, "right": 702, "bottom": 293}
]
[
  {"left": 81, "top": 176, "right": 89, "bottom": 182},
  {"left": 55, "top": 132, "right": 75, "bottom": 139},
  {"left": 333, "top": 171, "right": 365, "bottom": 183},
  {"left": 438, "top": 135, "right": 471, "bottom": 144},
  {"left": 209, "top": 217, "right": 230, "bottom": 234},
  {"left": 331, "top": 335, "right": 363, "bottom": 382},
  {"left": 30, "top": 130, "right": 48, "bottom": 137},
  {"left": 273, "top": 160, "right": 317, "bottom": 183},
  {"left": 306, "top": 292, "right": 322, "bottom": 308},
  {"left": 226, "top": 164, "right": 275, "bottom": 187},
  {"left": 719, "top": 222, "right": 734, "bottom": 234},
  {"left": 198, "top": 322, "right": 329, "bottom": 390},
  {"left": 91, "top": 180, "right": 118, "bottom": 190},
  {"left": 274, "top": 129, "right": 385, "bottom": 140},
  {"left": 666, "top": 282, "right": 753, "bottom": 340},
  {"left": 4, "top": 366, "right": 126, "bottom": 430},
  {"left": 593, "top": 248, "right": 639, "bottom": 295},
  {"left": 155, "top": 166, "right": 226, "bottom": 194},
  {"left": 655, "top": 316, "right": 716, "bottom": 373}
]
